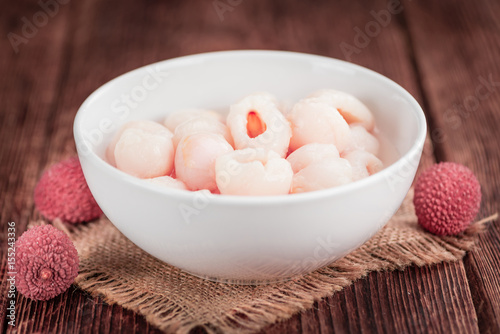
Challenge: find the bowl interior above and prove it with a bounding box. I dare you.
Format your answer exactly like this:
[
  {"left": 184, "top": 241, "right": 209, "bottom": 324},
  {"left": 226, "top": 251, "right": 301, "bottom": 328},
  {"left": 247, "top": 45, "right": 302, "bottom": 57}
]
[{"left": 75, "top": 50, "right": 423, "bottom": 166}]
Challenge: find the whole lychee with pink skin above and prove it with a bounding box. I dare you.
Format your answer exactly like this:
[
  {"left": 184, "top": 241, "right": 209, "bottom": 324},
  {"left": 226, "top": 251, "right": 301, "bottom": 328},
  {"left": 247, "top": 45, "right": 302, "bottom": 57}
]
[
  {"left": 413, "top": 162, "right": 481, "bottom": 236},
  {"left": 15, "top": 225, "right": 79, "bottom": 301},
  {"left": 34, "top": 156, "right": 102, "bottom": 223}
]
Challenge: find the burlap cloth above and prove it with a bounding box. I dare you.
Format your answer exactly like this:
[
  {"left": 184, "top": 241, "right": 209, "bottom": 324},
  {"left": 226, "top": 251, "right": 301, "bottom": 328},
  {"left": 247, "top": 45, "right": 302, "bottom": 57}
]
[{"left": 54, "top": 189, "right": 495, "bottom": 334}]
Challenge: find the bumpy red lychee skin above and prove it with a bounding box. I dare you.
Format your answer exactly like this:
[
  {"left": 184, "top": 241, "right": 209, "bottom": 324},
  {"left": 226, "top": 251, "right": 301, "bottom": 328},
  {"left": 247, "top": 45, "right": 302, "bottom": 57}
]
[
  {"left": 413, "top": 162, "right": 481, "bottom": 236},
  {"left": 34, "top": 156, "right": 102, "bottom": 223},
  {"left": 15, "top": 225, "right": 79, "bottom": 301}
]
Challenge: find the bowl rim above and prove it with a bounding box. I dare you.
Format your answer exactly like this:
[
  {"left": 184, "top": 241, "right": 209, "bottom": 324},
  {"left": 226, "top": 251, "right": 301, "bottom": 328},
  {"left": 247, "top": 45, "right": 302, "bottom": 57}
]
[{"left": 74, "top": 50, "right": 427, "bottom": 206}]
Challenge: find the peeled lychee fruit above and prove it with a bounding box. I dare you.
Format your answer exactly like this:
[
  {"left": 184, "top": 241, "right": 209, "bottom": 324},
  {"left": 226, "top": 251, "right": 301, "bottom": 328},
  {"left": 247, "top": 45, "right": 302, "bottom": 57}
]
[
  {"left": 15, "top": 225, "right": 79, "bottom": 301},
  {"left": 34, "top": 157, "right": 102, "bottom": 223},
  {"left": 413, "top": 162, "right": 481, "bottom": 236}
]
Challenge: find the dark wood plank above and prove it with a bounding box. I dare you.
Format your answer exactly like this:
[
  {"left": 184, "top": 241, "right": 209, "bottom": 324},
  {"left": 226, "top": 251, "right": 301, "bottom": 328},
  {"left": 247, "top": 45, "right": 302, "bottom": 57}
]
[
  {"left": 403, "top": 1, "right": 500, "bottom": 332},
  {"left": 265, "top": 262, "right": 479, "bottom": 334}
]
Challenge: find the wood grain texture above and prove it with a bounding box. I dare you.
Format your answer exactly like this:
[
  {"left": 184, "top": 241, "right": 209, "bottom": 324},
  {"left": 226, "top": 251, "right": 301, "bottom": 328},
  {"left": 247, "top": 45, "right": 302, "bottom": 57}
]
[
  {"left": 0, "top": 0, "right": 498, "bottom": 333},
  {"left": 403, "top": 0, "right": 500, "bottom": 332},
  {"left": 0, "top": 0, "right": 72, "bottom": 331}
]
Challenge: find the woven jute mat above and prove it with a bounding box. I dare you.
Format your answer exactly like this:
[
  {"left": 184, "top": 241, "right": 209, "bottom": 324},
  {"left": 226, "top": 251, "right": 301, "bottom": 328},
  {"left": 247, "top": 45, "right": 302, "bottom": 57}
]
[{"left": 53, "top": 189, "right": 495, "bottom": 334}]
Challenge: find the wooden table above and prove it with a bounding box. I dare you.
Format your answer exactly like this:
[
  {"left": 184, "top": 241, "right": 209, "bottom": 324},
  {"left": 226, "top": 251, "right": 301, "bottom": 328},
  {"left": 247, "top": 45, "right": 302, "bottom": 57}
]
[{"left": 1, "top": 0, "right": 499, "bottom": 332}]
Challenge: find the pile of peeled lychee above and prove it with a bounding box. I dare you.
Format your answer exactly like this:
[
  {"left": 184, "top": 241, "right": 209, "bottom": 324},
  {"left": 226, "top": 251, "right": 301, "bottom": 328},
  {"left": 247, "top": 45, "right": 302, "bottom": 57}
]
[{"left": 16, "top": 157, "right": 481, "bottom": 301}]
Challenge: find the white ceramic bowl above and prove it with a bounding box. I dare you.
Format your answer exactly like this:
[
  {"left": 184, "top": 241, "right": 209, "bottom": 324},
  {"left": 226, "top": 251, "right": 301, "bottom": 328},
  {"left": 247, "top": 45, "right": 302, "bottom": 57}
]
[{"left": 74, "top": 50, "right": 426, "bottom": 283}]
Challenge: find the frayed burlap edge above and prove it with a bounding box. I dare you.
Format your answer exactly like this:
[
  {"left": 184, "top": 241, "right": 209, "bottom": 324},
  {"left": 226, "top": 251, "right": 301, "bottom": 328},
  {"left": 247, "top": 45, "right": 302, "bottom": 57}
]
[{"left": 46, "top": 190, "right": 497, "bottom": 334}]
